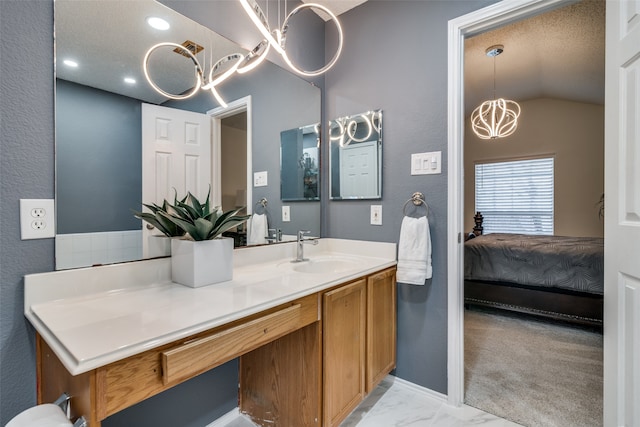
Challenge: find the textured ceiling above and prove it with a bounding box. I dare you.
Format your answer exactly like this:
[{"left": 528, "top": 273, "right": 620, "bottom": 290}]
[{"left": 464, "top": 0, "right": 605, "bottom": 115}]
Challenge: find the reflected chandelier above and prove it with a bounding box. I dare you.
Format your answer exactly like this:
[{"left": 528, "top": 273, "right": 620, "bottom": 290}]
[
  {"left": 143, "top": 0, "right": 343, "bottom": 107},
  {"left": 470, "top": 45, "right": 520, "bottom": 140},
  {"left": 330, "top": 111, "right": 382, "bottom": 147}
]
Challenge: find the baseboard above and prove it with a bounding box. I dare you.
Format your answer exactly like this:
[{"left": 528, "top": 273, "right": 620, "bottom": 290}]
[
  {"left": 384, "top": 375, "right": 448, "bottom": 403},
  {"left": 205, "top": 408, "right": 241, "bottom": 427}
]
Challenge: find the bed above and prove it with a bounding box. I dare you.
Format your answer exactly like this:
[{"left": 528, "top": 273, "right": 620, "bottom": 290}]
[{"left": 464, "top": 218, "right": 604, "bottom": 327}]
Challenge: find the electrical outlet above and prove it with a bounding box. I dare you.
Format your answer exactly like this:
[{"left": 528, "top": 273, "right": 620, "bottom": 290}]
[
  {"left": 20, "top": 199, "right": 55, "bottom": 240},
  {"left": 282, "top": 206, "right": 290, "bottom": 222},
  {"left": 370, "top": 205, "right": 382, "bottom": 225}
]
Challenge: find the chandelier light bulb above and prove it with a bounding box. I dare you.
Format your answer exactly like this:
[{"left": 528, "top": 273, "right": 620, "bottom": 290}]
[
  {"left": 471, "top": 98, "right": 521, "bottom": 139},
  {"left": 471, "top": 44, "right": 520, "bottom": 140}
]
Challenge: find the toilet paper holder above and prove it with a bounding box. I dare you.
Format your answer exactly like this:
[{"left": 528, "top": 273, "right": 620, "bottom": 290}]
[
  {"left": 53, "top": 393, "right": 87, "bottom": 427},
  {"left": 6, "top": 392, "right": 87, "bottom": 427}
]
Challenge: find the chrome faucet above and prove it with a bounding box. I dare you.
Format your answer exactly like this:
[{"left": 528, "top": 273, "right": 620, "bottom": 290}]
[{"left": 293, "top": 230, "right": 318, "bottom": 262}]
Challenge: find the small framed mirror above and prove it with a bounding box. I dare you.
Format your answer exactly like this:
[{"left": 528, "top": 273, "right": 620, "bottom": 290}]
[
  {"left": 329, "top": 110, "right": 382, "bottom": 200},
  {"left": 280, "top": 123, "right": 320, "bottom": 201}
]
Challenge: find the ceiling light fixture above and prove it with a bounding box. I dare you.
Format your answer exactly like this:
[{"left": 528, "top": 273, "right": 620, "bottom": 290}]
[
  {"left": 239, "top": 0, "right": 344, "bottom": 77},
  {"left": 147, "top": 17, "right": 170, "bottom": 31},
  {"left": 143, "top": 0, "right": 342, "bottom": 106},
  {"left": 471, "top": 45, "right": 521, "bottom": 140},
  {"left": 63, "top": 59, "right": 78, "bottom": 68}
]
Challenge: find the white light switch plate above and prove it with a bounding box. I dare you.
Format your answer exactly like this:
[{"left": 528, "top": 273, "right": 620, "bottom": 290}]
[
  {"left": 282, "top": 206, "right": 290, "bottom": 222},
  {"left": 370, "top": 205, "right": 382, "bottom": 225},
  {"left": 253, "top": 171, "right": 268, "bottom": 187},
  {"left": 20, "top": 199, "right": 55, "bottom": 239},
  {"left": 411, "top": 151, "right": 441, "bottom": 175}
]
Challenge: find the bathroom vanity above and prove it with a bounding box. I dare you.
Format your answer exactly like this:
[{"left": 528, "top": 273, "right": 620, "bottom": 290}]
[{"left": 25, "top": 239, "right": 397, "bottom": 427}]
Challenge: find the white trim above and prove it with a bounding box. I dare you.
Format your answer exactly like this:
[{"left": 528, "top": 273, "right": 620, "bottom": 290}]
[
  {"left": 388, "top": 375, "right": 448, "bottom": 403},
  {"left": 204, "top": 408, "right": 241, "bottom": 427},
  {"left": 446, "top": 0, "right": 570, "bottom": 407},
  {"left": 207, "top": 96, "right": 253, "bottom": 213}
]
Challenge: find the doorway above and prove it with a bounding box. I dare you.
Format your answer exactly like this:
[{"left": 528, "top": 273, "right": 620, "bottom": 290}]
[
  {"left": 446, "top": 0, "right": 604, "bottom": 408},
  {"left": 208, "top": 96, "right": 253, "bottom": 216}
]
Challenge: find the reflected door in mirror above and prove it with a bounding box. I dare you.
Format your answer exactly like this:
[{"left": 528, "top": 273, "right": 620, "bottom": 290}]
[{"left": 330, "top": 110, "right": 382, "bottom": 200}]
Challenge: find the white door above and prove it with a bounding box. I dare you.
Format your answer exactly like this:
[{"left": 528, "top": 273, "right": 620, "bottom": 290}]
[
  {"left": 141, "top": 103, "right": 211, "bottom": 257},
  {"left": 603, "top": 1, "right": 640, "bottom": 425},
  {"left": 340, "top": 141, "right": 378, "bottom": 198}
]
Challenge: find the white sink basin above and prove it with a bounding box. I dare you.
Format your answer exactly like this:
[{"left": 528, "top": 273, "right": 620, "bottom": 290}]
[{"left": 284, "top": 257, "right": 360, "bottom": 274}]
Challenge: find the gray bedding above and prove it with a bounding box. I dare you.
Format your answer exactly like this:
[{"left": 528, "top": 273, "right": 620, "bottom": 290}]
[{"left": 464, "top": 233, "right": 604, "bottom": 295}]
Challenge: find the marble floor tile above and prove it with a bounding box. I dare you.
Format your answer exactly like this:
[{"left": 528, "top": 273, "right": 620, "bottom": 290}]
[{"left": 221, "top": 376, "right": 521, "bottom": 427}]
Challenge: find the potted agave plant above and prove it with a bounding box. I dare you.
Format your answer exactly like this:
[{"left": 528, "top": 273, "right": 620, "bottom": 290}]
[
  {"left": 158, "top": 189, "right": 250, "bottom": 288},
  {"left": 133, "top": 193, "right": 187, "bottom": 258}
]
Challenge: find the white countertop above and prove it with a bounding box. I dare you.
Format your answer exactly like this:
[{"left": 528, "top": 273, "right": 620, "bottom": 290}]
[{"left": 25, "top": 239, "right": 396, "bottom": 376}]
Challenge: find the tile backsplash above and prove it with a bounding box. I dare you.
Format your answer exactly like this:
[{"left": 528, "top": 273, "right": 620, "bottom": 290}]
[{"left": 55, "top": 230, "right": 142, "bottom": 270}]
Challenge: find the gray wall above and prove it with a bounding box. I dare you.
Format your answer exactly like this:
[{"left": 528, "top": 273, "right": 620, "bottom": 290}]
[
  {"left": 1, "top": 1, "right": 55, "bottom": 423},
  {"left": 0, "top": 0, "right": 500, "bottom": 424},
  {"left": 56, "top": 79, "right": 142, "bottom": 234},
  {"left": 324, "top": 0, "right": 497, "bottom": 393}
]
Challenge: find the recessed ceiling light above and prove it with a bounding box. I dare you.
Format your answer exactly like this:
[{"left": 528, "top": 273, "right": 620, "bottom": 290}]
[
  {"left": 63, "top": 59, "right": 78, "bottom": 68},
  {"left": 124, "top": 77, "right": 136, "bottom": 85},
  {"left": 147, "top": 17, "right": 170, "bottom": 31}
]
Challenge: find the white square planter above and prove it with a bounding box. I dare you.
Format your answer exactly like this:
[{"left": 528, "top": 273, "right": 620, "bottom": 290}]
[{"left": 170, "top": 237, "right": 234, "bottom": 287}]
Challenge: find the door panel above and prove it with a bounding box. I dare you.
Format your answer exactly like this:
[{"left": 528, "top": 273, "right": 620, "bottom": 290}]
[
  {"left": 141, "top": 104, "right": 211, "bottom": 257},
  {"left": 604, "top": 1, "right": 640, "bottom": 425}
]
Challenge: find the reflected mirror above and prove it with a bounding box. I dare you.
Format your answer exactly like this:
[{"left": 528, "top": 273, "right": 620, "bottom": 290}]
[
  {"left": 329, "top": 110, "right": 382, "bottom": 200},
  {"left": 280, "top": 124, "right": 320, "bottom": 201},
  {"left": 55, "top": 0, "right": 321, "bottom": 270}
]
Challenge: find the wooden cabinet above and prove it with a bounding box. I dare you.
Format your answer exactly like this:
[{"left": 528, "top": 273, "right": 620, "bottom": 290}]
[
  {"left": 322, "top": 279, "right": 367, "bottom": 427},
  {"left": 322, "top": 267, "right": 397, "bottom": 427},
  {"left": 37, "top": 294, "right": 319, "bottom": 426},
  {"left": 36, "top": 267, "right": 396, "bottom": 427},
  {"left": 366, "top": 267, "right": 397, "bottom": 393}
]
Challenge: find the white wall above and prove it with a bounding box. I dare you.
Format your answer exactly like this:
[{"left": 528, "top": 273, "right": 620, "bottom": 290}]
[{"left": 465, "top": 98, "right": 604, "bottom": 238}]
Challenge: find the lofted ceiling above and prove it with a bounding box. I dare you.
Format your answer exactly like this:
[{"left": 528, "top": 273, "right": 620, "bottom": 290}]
[{"left": 464, "top": 0, "right": 605, "bottom": 116}]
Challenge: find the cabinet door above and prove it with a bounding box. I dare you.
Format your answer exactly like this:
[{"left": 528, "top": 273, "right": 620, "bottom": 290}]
[
  {"left": 323, "top": 279, "right": 366, "bottom": 427},
  {"left": 366, "top": 267, "right": 397, "bottom": 392}
]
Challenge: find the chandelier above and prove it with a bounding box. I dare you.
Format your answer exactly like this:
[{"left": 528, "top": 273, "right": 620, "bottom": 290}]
[
  {"left": 143, "top": 0, "right": 343, "bottom": 107},
  {"left": 470, "top": 45, "right": 520, "bottom": 140}
]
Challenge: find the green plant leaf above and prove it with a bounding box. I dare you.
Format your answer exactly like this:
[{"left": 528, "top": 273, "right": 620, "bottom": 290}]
[
  {"left": 193, "top": 217, "right": 214, "bottom": 241},
  {"left": 211, "top": 215, "right": 251, "bottom": 238},
  {"left": 158, "top": 211, "right": 199, "bottom": 239}
]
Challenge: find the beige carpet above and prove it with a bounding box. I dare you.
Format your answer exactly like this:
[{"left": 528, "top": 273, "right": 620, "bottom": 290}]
[{"left": 464, "top": 309, "right": 603, "bottom": 427}]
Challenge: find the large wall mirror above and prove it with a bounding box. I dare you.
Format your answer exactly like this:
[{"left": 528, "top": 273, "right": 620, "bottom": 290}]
[
  {"left": 55, "top": 0, "right": 321, "bottom": 270},
  {"left": 329, "top": 110, "right": 382, "bottom": 200}
]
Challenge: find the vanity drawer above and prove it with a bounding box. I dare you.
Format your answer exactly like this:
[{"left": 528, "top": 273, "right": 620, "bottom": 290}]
[
  {"left": 97, "top": 294, "right": 319, "bottom": 418},
  {"left": 162, "top": 295, "right": 319, "bottom": 385}
]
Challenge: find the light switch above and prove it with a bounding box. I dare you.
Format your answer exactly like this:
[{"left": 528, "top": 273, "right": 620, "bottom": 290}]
[
  {"left": 254, "top": 171, "right": 268, "bottom": 187},
  {"left": 370, "top": 205, "right": 382, "bottom": 225},
  {"left": 411, "top": 151, "right": 441, "bottom": 175},
  {"left": 282, "top": 206, "right": 290, "bottom": 222}
]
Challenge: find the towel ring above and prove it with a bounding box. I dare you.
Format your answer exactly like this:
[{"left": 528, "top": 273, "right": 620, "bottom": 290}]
[
  {"left": 254, "top": 198, "right": 268, "bottom": 214},
  {"left": 402, "top": 192, "right": 429, "bottom": 217}
]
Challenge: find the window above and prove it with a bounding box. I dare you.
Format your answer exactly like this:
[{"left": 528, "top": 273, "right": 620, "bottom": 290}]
[{"left": 475, "top": 157, "right": 554, "bottom": 235}]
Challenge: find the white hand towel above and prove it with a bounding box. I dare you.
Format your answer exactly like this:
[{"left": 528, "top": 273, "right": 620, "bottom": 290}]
[
  {"left": 396, "top": 215, "right": 432, "bottom": 285},
  {"left": 247, "top": 213, "right": 268, "bottom": 245}
]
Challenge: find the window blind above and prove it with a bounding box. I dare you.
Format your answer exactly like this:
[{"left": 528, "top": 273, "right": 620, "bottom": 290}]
[{"left": 475, "top": 157, "right": 554, "bottom": 235}]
